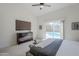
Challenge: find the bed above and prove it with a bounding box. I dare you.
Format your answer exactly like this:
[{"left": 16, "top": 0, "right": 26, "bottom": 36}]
[
  {"left": 29, "top": 39, "right": 79, "bottom": 56},
  {"left": 0, "top": 39, "right": 79, "bottom": 56}
]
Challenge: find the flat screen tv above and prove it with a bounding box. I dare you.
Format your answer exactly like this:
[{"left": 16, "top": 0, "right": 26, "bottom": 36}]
[
  {"left": 17, "top": 32, "right": 33, "bottom": 44},
  {"left": 16, "top": 20, "right": 31, "bottom": 30}
]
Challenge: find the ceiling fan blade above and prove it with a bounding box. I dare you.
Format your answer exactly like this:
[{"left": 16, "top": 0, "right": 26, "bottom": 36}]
[
  {"left": 32, "top": 4, "right": 40, "bottom": 6},
  {"left": 43, "top": 4, "right": 51, "bottom": 7}
]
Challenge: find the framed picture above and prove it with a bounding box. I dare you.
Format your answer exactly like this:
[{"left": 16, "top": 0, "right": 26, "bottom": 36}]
[
  {"left": 16, "top": 20, "right": 31, "bottom": 30},
  {"left": 39, "top": 25, "right": 42, "bottom": 30},
  {"left": 72, "top": 22, "right": 79, "bottom": 30}
]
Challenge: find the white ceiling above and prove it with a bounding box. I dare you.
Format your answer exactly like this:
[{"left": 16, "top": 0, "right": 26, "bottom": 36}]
[
  {"left": 23, "top": 3, "right": 77, "bottom": 17},
  {"left": 1, "top": 3, "right": 77, "bottom": 17}
]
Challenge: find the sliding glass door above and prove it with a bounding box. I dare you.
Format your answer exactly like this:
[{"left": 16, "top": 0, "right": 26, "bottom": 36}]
[{"left": 46, "top": 21, "right": 64, "bottom": 39}]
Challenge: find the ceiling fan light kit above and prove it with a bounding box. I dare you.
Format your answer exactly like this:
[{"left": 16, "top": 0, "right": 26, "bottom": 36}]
[{"left": 40, "top": 5, "right": 44, "bottom": 10}]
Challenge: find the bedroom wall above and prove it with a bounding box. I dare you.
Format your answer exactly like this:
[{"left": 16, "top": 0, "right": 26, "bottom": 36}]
[
  {"left": 37, "top": 4, "right": 79, "bottom": 41},
  {"left": 0, "top": 4, "right": 38, "bottom": 49}
]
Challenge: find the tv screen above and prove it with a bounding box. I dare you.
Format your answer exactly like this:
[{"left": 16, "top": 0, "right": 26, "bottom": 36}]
[
  {"left": 17, "top": 32, "right": 33, "bottom": 44},
  {"left": 16, "top": 20, "right": 31, "bottom": 30}
]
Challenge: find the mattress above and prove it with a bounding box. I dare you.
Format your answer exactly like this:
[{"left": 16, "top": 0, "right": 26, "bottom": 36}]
[{"left": 30, "top": 39, "right": 79, "bottom": 56}]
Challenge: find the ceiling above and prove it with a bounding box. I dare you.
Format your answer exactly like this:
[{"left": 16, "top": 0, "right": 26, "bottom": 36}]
[
  {"left": 24, "top": 3, "right": 77, "bottom": 17},
  {"left": 1, "top": 3, "right": 77, "bottom": 17}
]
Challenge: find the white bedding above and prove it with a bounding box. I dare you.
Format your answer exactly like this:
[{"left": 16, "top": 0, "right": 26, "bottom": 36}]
[
  {"left": 56, "top": 40, "right": 79, "bottom": 56},
  {"left": 35, "top": 39, "right": 55, "bottom": 48}
]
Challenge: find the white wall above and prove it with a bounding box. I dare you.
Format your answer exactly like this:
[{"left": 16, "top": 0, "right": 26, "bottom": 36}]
[
  {"left": 37, "top": 4, "right": 79, "bottom": 41},
  {"left": 0, "top": 4, "right": 38, "bottom": 49}
]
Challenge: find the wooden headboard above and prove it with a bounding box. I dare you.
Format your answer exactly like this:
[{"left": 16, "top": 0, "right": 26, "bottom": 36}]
[{"left": 16, "top": 20, "right": 31, "bottom": 30}]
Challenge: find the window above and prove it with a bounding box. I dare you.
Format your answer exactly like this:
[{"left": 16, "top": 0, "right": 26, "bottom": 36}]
[{"left": 45, "top": 21, "right": 63, "bottom": 39}]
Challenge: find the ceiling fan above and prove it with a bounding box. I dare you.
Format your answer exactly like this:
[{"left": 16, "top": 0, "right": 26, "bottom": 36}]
[{"left": 32, "top": 3, "right": 51, "bottom": 10}]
